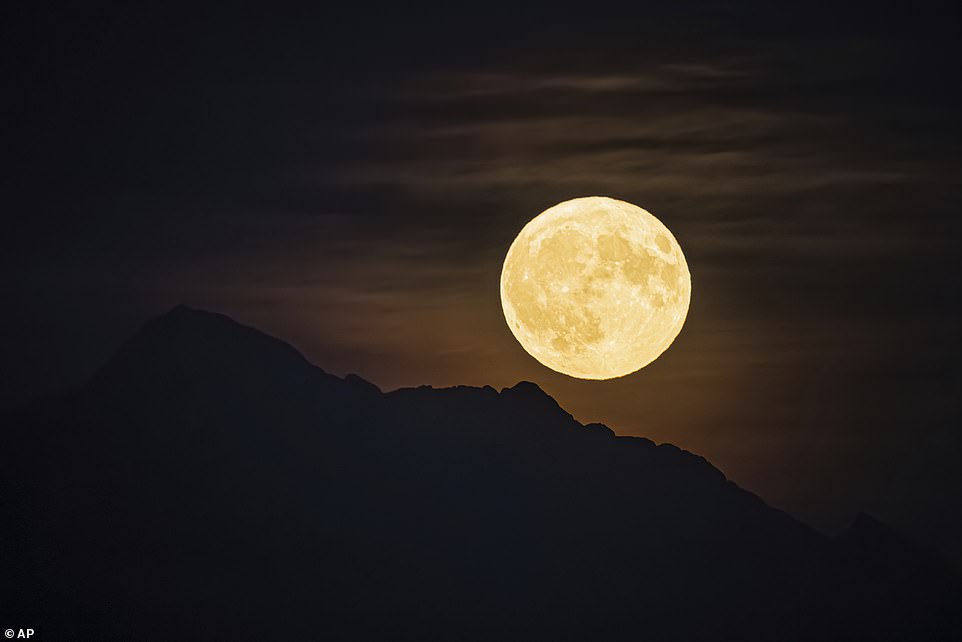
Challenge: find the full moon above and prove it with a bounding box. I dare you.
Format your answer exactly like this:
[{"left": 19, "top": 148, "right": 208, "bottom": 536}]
[{"left": 500, "top": 196, "right": 691, "bottom": 380}]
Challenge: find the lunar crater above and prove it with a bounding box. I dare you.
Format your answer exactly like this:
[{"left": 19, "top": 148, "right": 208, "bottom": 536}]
[{"left": 501, "top": 196, "right": 691, "bottom": 379}]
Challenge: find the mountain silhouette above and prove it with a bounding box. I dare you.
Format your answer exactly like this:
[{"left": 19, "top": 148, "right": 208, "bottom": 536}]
[{"left": 2, "top": 306, "right": 959, "bottom": 641}]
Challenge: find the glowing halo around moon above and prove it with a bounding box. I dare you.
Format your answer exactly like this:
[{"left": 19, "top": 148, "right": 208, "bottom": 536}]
[{"left": 500, "top": 196, "right": 691, "bottom": 380}]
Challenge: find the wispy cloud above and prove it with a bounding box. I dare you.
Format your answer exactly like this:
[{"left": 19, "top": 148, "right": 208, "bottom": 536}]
[{"left": 396, "top": 59, "right": 757, "bottom": 101}]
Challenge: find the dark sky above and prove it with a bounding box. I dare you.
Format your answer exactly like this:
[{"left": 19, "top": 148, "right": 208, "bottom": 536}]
[{"left": 4, "top": 5, "right": 962, "bottom": 561}]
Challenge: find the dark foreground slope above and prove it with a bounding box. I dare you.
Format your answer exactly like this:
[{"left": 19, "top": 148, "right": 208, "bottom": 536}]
[{"left": 2, "top": 307, "right": 959, "bottom": 641}]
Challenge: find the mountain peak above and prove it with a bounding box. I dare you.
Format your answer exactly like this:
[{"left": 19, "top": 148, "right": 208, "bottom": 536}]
[
  {"left": 848, "top": 511, "right": 887, "bottom": 531},
  {"left": 502, "top": 380, "right": 544, "bottom": 393},
  {"left": 344, "top": 373, "right": 381, "bottom": 395},
  {"left": 145, "top": 304, "right": 269, "bottom": 337},
  {"left": 163, "top": 302, "right": 201, "bottom": 317},
  {"left": 89, "top": 306, "right": 327, "bottom": 400},
  {"left": 138, "top": 304, "right": 310, "bottom": 363},
  {"left": 500, "top": 380, "right": 556, "bottom": 404},
  {"left": 500, "top": 380, "right": 571, "bottom": 419},
  {"left": 838, "top": 511, "right": 917, "bottom": 557}
]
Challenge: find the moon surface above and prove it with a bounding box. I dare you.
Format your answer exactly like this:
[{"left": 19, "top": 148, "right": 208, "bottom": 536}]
[{"left": 500, "top": 196, "right": 691, "bottom": 380}]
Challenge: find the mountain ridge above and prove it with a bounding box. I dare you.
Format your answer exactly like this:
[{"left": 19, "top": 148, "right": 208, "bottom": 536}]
[{"left": 2, "top": 305, "right": 959, "bottom": 641}]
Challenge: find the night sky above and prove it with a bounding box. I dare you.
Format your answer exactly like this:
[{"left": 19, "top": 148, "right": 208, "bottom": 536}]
[{"left": 4, "top": 5, "right": 962, "bottom": 563}]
